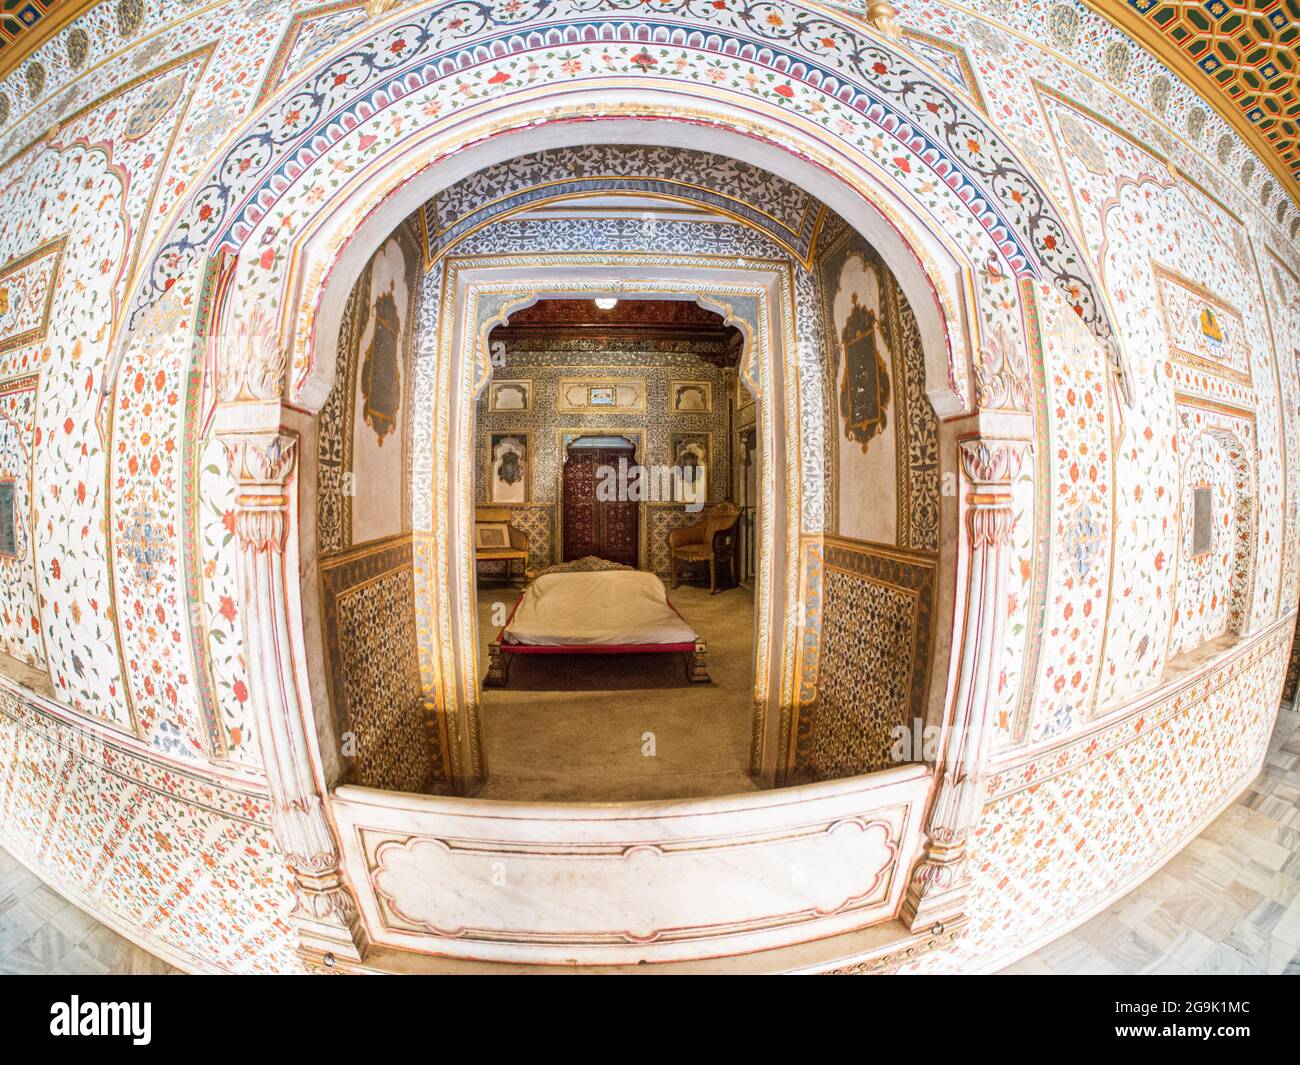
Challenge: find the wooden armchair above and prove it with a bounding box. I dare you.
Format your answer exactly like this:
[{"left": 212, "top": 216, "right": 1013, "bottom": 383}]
[
  {"left": 475, "top": 507, "right": 529, "bottom": 585},
  {"left": 668, "top": 503, "right": 741, "bottom": 594}
]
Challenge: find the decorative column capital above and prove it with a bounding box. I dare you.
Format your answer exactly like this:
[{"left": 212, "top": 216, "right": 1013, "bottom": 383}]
[
  {"left": 223, "top": 431, "right": 297, "bottom": 485},
  {"left": 222, "top": 432, "right": 298, "bottom": 554},
  {"left": 957, "top": 437, "right": 1024, "bottom": 488},
  {"left": 959, "top": 438, "right": 1028, "bottom": 551}
]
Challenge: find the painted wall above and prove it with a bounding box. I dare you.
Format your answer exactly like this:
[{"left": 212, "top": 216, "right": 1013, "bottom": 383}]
[
  {"left": 0, "top": 0, "right": 1294, "bottom": 972},
  {"left": 314, "top": 220, "right": 442, "bottom": 795}
]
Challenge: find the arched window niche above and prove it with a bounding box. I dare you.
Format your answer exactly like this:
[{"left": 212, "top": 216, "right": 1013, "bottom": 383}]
[{"left": 1164, "top": 411, "right": 1256, "bottom": 677}]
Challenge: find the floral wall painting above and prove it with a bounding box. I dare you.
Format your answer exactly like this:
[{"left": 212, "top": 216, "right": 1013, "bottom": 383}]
[
  {"left": 490, "top": 432, "right": 530, "bottom": 504},
  {"left": 0, "top": 239, "right": 64, "bottom": 356},
  {"left": 669, "top": 380, "right": 712, "bottom": 413},
  {"left": 0, "top": 0, "right": 1296, "bottom": 976},
  {"left": 489, "top": 380, "right": 532, "bottom": 412}
]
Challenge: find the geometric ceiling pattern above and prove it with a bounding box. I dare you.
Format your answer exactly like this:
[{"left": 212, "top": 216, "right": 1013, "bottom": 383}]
[
  {"left": 0, "top": 0, "right": 63, "bottom": 73},
  {"left": 1088, "top": 0, "right": 1300, "bottom": 193}
]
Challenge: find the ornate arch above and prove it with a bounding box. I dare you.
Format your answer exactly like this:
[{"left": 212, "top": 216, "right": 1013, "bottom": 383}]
[
  {"left": 177, "top": 0, "right": 1053, "bottom": 966},
  {"left": 122, "top": 0, "right": 1120, "bottom": 407}
]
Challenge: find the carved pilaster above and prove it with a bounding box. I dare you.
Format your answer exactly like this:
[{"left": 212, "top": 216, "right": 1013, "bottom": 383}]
[
  {"left": 902, "top": 438, "right": 1026, "bottom": 931},
  {"left": 222, "top": 430, "right": 368, "bottom": 965}
]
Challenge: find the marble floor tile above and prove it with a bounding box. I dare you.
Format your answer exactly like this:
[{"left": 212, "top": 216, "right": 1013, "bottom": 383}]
[
  {"left": 0, "top": 857, "right": 184, "bottom": 975},
  {"left": 1008, "top": 705, "right": 1300, "bottom": 975}
]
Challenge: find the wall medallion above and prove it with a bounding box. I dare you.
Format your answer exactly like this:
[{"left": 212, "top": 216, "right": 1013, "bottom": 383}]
[
  {"left": 25, "top": 62, "right": 45, "bottom": 101},
  {"left": 117, "top": 0, "right": 145, "bottom": 38},
  {"left": 1149, "top": 75, "right": 1171, "bottom": 114},
  {"left": 125, "top": 76, "right": 184, "bottom": 142},
  {"left": 66, "top": 28, "right": 90, "bottom": 71}
]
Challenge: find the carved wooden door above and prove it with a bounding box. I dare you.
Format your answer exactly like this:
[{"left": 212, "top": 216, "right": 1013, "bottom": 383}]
[{"left": 562, "top": 443, "right": 639, "bottom": 567}]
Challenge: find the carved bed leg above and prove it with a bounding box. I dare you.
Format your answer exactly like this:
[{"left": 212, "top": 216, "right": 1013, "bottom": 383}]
[
  {"left": 685, "top": 640, "right": 710, "bottom": 684},
  {"left": 485, "top": 641, "right": 510, "bottom": 687}
]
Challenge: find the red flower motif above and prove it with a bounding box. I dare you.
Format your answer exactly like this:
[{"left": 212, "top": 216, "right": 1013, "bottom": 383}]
[
  {"left": 219, "top": 596, "right": 237, "bottom": 623},
  {"left": 233, "top": 680, "right": 249, "bottom": 703},
  {"left": 774, "top": 84, "right": 794, "bottom": 98}
]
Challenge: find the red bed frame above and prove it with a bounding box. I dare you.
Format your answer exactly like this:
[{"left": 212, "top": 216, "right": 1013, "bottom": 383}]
[{"left": 484, "top": 590, "right": 709, "bottom": 687}]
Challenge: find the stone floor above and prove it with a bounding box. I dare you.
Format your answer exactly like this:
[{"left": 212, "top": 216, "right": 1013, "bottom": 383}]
[
  {"left": 474, "top": 579, "right": 758, "bottom": 801},
  {"left": 1002, "top": 702, "right": 1300, "bottom": 975},
  {"left": 0, "top": 847, "right": 180, "bottom": 974},
  {"left": 1, "top": 696, "right": 1296, "bottom": 974}
]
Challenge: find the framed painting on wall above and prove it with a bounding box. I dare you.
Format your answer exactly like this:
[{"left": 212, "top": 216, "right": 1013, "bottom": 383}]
[
  {"left": 557, "top": 378, "right": 645, "bottom": 413},
  {"left": 0, "top": 478, "right": 15, "bottom": 558},
  {"left": 475, "top": 522, "right": 512, "bottom": 550},
  {"left": 669, "top": 380, "right": 712, "bottom": 414},
  {"left": 489, "top": 432, "right": 530, "bottom": 503},
  {"left": 489, "top": 379, "right": 533, "bottom": 412},
  {"left": 670, "top": 431, "right": 710, "bottom": 504}
]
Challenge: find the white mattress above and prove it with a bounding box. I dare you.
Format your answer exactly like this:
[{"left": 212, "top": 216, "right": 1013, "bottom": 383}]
[{"left": 503, "top": 569, "right": 699, "bottom": 647}]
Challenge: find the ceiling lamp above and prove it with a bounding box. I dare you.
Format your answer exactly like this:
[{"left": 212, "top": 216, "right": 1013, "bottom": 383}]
[{"left": 594, "top": 297, "right": 618, "bottom": 310}]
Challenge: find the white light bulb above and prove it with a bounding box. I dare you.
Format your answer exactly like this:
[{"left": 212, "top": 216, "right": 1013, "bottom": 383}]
[{"left": 595, "top": 297, "right": 618, "bottom": 310}]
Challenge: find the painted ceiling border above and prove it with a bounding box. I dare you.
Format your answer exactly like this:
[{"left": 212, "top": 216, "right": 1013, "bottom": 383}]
[
  {"left": 0, "top": 0, "right": 96, "bottom": 81},
  {"left": 1078, "top": 0, "right": 1299, "bottom": 209}
]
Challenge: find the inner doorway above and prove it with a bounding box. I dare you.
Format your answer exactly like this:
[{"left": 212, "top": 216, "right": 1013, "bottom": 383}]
[
  {"left": 562, "top": 435, "right": 639, "bottom": 567},
  {"left": 469, "top": 292, "right": 762, "bottom": 801}
]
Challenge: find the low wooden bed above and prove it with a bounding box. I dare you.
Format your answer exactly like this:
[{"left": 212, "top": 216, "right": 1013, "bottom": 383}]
[{"left": 484, "top": 557, "right": 709, "bottom": 688}]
